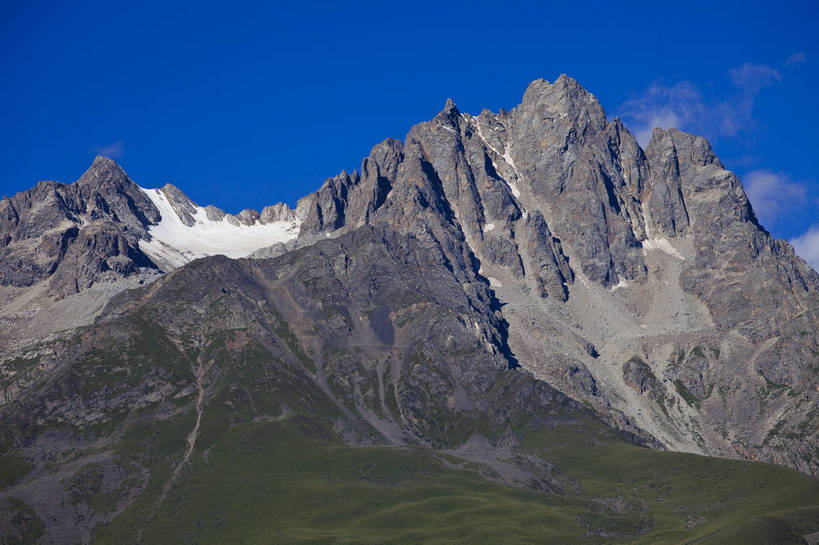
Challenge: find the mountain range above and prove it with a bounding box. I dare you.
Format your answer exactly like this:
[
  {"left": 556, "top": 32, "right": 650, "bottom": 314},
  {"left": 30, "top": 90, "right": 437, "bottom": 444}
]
[{"left": 0, "top": 75, "right": 817, "bottom": 544}]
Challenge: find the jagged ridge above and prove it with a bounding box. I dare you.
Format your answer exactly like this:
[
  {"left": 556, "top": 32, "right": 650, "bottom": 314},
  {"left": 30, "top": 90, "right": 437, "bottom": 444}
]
[{"left": 0, "top": 75, "right": 817, "bottom": 478}]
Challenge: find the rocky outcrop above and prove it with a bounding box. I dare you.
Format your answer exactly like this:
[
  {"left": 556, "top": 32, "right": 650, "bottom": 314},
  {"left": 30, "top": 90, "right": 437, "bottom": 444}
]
[
  {"left": 0, "top": 157, "right": 160, "bottom": 296},
  {"left": 260, "top": 202, "right": 297, "bottom": 223},
  {"left": 523, "top": 211, "right": 572, "bottom": 300},
  {"left": 156, "top": 183, "right": 197, "bottom": 226}
]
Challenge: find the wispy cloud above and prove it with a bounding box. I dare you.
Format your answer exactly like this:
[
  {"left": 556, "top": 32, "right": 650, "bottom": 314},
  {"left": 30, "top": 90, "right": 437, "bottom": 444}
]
[
  {"left": 743, "top": 170, "right": 807, "bottom": 227},
  {"left": 727, "top": 63, "right": 780, "bottom": 94},
  {"left": 617, "top": 81, "right": 703, "bottom": 145},
  {"left": 785, "top": 51, "right": 807, "bottom": 66},
  {"left": 93, "top": 140, "right": 124, "bottom": 159},
  {"left": 791, "top": 225, "right": 819, "bottom": 271},
  {"left": 618, "top": 62, "right": 781, "bottom": 147},
  {"left": 743, "top": 170, "right": 819, "bottom": 269},
  {"left": 618, "top": 58, "right": 817, "bottom": 270}
]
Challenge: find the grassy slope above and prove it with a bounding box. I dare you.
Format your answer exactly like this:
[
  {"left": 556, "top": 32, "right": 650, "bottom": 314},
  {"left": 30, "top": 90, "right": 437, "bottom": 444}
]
[
  {"left": 90, "top": 413, "right": 819, "bottom": 545},
  {"left": 521, "top": 420, "right": 819, "bottom": 544},
  {"left": 3, "top": 318, "right": 816, "bottom": 544}
]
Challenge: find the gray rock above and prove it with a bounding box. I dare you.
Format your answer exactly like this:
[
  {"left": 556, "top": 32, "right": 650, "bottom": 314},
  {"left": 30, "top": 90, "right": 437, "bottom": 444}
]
[
  {"left": 523, "top": 211, "right": 572, "bottom": 301},
  {"left": 260, "top": 202, "right": 297, "bottom": 223},
  {"left": 236, "top": 208, "right": 260, "bottom": 225},
  {"left": 506, "top": 76, "right": 647, "bottom": 286},
  {"left": 158, "top": 183, "right": 197, "bottom": 226},
  {"left": 204, "top": 204, "right": 226, "bottom": 222},
  {"left": 623, "top": 356, "right": 661, "bottom": 398}
]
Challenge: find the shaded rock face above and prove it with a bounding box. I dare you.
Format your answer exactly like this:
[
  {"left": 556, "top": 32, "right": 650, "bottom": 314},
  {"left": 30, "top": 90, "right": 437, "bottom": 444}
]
[
  {"left": 101, "top": 226, "right": 568, "bottom": 450},
  {"left": 47, "top": 224, "right": 157, "bottom": 296},
  {"left": 523, "top": 211, "right": 573, "bottom": 300},
  {"left": 0, "top": 157, "right": 160, "bottom": 296},
  {"left": 2, "top": 76, "right": 818, "bottom": 477}
]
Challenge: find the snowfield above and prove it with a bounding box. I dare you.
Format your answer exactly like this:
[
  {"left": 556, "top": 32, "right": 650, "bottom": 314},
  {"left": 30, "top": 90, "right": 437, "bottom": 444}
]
[{"left": 138, "top": 187, "right": 300, "bottom": 269}]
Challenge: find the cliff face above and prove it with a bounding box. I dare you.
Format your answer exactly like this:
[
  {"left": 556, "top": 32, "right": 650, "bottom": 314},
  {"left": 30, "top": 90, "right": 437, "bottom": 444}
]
[{"left": 290, "top": 75, "right": 818, "bottom": 475}]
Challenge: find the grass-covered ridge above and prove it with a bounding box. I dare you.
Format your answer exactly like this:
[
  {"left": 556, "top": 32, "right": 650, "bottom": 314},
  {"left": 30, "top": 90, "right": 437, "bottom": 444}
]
[{"left": 88, "top": 414, "right": 819, "bottom": 545}]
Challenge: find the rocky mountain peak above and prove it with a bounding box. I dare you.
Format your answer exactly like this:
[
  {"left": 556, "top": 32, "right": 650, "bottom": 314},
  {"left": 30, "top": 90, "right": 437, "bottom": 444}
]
[
  {"left": 158, "top": 182, "right": 191, "bottom": 200},
  {"left": 77, "top": 156, "right": 132, "bottom": 194},
  {"left": 74, "top": 156, "right": 160, "bottom": 229},
  {"left": 2, "top": 76, "right": 817, "bottom": 480},
  {"left": 438, "top": 97, "right": 461, "bottom": 121},
  {"left": 519, "top": 74, "right": 608, "bottom": 130},
  {"left": 236, "top": 208, "right": 261, "bottom": 225},
  {"left": 0, "top": 156, "right": 161, "bottom": 296},
  {"left": 361, "top": 138, "right": 404, "bottom": 178}
]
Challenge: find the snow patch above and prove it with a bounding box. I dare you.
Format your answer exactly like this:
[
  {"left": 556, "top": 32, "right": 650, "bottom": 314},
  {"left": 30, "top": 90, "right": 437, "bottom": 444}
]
[
  {"left": 642, "top": 237, "right": 684, "bottom": 260},
  {"left": 641, "top": 200, "right": 652, "bottom": 239},
  {"left": 487, "top": 277, "right": 502, "bottom": 288},
  {"left": 139, "top": 187, "right": 300, "bottom": 269},
  {"left": 610, "top": 278, "right": 629, "bottom": 291},
  {"left": 501, "top": 150, "right": 522, "bottom": 198},
  {"left": 473, "top": 120, "right": 522, "bottom": 199},
  {"left": 506, "top": 179, "right": 521, "bottom": 199},
  {"left": 484, "top": 222, "right": 495, "bottom": 233}
]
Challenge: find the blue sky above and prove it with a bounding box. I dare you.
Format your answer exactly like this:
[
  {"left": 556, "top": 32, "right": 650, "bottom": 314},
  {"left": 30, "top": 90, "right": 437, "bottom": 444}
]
[{"left": 2, "top": 0, "right": 817, "bottom": 265}]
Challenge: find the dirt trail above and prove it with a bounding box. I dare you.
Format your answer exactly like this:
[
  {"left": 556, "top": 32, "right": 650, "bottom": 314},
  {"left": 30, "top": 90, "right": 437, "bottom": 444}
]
[
  {"left": 136, "top": 343, "right": 213, "bottom": 543},
  {"left": 176, "top": 353, "right": 214, "bottom": 476}
]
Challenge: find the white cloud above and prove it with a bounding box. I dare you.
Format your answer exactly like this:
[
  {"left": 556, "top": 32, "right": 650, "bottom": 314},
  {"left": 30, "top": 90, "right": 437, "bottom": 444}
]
[
  {"left": 618, "top": 62, "right": 780, "bottom": 147},
  {"left": 786, "top": 52, "right": 807, "bottom": 66},
  {"left": 93, "top": 140, "right": 124, "bottom": 159},
  {"left": 727, "top": 63, "right": 780, "bottom": 94},
  {"left": 791, "top": 225, "right": 819, "bottom": 271},
  {"left": 743, "top": 170, "right": 807, "bottom": 227},
  {"left": 618, "top": 81, "right": 707, "bottom": 146},
  {"left": 617, "top": 59, "right": 816, "bottom": 265}
]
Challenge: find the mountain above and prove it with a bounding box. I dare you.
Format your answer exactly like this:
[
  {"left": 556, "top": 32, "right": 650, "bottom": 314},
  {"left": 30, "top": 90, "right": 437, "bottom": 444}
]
[
  {"left": 0, "top": 75, "right": 817, "bottom": 544},
  {"left": 0, "top": 160, "right": 300, "bottom": 357}
]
